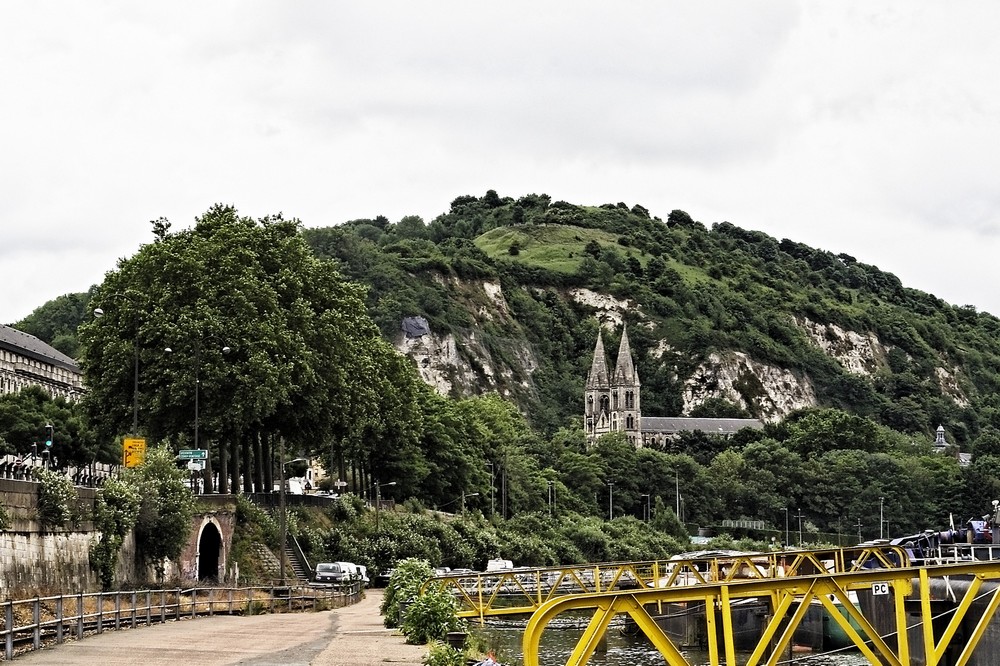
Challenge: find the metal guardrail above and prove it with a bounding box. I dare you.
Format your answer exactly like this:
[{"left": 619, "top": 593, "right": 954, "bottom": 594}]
[
  {"left": 422, "top": 545, "right": 910, "bottom": 620},
  {"left": 0, "top": 582, "right": 362, "bottom": 661}
]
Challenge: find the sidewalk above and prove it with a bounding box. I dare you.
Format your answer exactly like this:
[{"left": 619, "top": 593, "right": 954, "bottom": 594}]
[
  {"left": 15, "top": 588, "right": 427, "bottom": 666},
  {"left": 312, "top": 588, "right": 427, "bottom": 666}
]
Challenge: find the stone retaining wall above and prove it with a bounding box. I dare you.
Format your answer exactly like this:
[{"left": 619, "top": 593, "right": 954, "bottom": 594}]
[{"left": 0, "top": 478, "right": 139, "bottom": 595}]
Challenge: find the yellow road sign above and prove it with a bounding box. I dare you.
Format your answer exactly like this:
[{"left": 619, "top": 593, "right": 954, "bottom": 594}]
[{"left": 123, "top": 437, "right": 146, "bottom": 468}]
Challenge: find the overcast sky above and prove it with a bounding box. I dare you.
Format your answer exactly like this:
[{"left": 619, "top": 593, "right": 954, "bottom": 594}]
[{"left": 3, "top": 2, "right": 1000, "bottom": 326}]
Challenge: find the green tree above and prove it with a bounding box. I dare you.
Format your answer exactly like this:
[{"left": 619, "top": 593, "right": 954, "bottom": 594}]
[
  {"left": 651, "top": 496, "right": 688, "bottom": 541},
  {"left": 127, "top": 444, "right": 196, "bottom": 580},
  {"left": 79, "top": 205, "right": 391, "bottom": 493}
]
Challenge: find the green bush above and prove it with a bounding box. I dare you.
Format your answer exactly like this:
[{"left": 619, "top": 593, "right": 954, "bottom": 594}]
[
  {"left": 422, "top": 641, "right": 465, "bottom": 666},
  {"left": 381, "top": 557, "right": 434, "bottom": 628},
  {"left": 329, "top": 493, "right": 366, "bottom": 522},
  {"left": 36, "top": 469, "right": 76, "bottom": 528},
  {"left": 402, "top": 588, "right": 465, "bottom": 645},
  {"left": 90, "top": 476, "right": 141, "bottom": 589}
]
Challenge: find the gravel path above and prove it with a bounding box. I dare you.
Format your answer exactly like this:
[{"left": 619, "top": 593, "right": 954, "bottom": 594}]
[{"left": 14, "top": 589, "right": 427, "bottom": 666}]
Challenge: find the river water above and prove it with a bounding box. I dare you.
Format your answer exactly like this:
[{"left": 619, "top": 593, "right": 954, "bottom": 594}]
[{"left": 479, "top": 618, "right": 868, "bottom": 666}]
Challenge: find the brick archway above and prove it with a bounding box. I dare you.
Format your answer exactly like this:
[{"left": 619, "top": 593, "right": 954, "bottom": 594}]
[{"left": 196, "top": 517, "right": 224, "bottom": 582}]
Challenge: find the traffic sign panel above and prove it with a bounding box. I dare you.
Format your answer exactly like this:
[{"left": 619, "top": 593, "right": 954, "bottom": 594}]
[
  {"left": 178, "top": 449, "right": 208, "bottom": 460},
  {"left": 124, "top": 438, "right": 147, "bottom": 468}
]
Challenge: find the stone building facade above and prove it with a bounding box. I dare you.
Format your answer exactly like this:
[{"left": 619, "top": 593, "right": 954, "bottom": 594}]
[
  {"left": 584, "top": 325, "right": 764, "bottom": 446},
  {"left": 0, "top": 324, "right": 84, "bottom": 400}
]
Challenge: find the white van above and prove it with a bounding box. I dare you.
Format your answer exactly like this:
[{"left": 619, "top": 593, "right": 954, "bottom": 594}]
[
  {"left": 314, "top": 561, "right": 368, "bottom": 585},
  {"left": 485, "top": 558, "right": 514, "bottom": 572}
]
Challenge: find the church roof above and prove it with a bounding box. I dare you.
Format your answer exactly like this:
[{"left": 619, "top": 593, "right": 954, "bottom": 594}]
[
  {"left": 641, "top": 416, "right": 764, "bottom": 435},
  {"left": 0, "top": 325, "right": 79, "bottom": 373},
  {"left": 612, "top": 325, "right": 639, "bottom": 386},
  {"left": 586, "top": 330, "right": 611, "bottom": 389}
]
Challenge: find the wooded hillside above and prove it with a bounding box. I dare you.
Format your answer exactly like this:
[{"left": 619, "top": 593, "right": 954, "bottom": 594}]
[{"left": 301, "top": 191, "right": 1000, "bottom": 450}]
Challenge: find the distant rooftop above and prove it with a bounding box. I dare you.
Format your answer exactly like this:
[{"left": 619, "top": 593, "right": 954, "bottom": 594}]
[
  {"left": 0, "top": 325, "right": 79, "bottom": 373},
  {"left": 642, "top": 416, "right": 764, "bottom": 435}
]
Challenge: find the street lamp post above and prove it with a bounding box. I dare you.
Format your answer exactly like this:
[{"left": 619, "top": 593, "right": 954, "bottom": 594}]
[
  {"left": 374, "top": 480, "right": 397, "bottom": 531},
  {"left": 487, "top": 461, "right": 495, "bottom": 518},
  {"left": 641, "top": 494, "right": 651, "bottom": 522},
  {"left": 276, "top": 453, "right": 309, "bottom": 585},
  {"left": 879, "top": 496, "right": 885, "bottom": 539},
  {"left": 782, "top": 507, "right": 789, "bottom": 548},
  {"left": 796, "top": 509, "right": 804, "bottom": 546},
  {"left": 94, "top": 301, "right": 140, "bottom": 435},
  {"left": 607, "top": 481, "right": 614, "bottom": 520},
  {"left": 165, "top": 338, "right": 230, "bottom": 491},
  {"left": 674, "top": 470, "right": 680, "bottom": 518},
  {"left": 547, "top": 481, "right": 554, "bottom": 518},
  {"left": 461, "top": 491, "right": 479, "bottom": 514}
]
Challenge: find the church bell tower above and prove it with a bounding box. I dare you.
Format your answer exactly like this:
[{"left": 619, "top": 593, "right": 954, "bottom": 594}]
[{"left": 585, "top": 324, "right": 641, "bottom": 446}]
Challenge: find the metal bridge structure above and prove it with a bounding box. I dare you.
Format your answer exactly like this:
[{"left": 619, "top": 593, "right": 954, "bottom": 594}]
[
  {"left": 520, "top": 559, "right": 1000, "bottom": 666},
  {"left": 421, "top": 546, "right": 909, "bottom": 621},
  {"left": 422, "top": 546, "right": 1000, "bottom": 665}
]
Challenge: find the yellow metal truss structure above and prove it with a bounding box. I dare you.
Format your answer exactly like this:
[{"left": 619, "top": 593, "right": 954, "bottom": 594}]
[
  {"left": 520, "top": 560, "right": 1000, "bottom": 666},
  {"left": 422, "top": 546, "right": 909, "bottom": 621}
]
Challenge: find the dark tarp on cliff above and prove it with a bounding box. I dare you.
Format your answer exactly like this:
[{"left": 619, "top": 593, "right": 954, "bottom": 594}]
[{"left": 401, "top": 316, "right": 431, "bottom": 338}]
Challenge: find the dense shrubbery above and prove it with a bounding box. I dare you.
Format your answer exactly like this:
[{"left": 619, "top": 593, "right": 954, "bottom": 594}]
[
  {"left": 381, "top": 558, "right": 435, "bottom": 629},
  {"left": 90, "top": 476, "right": 141, "bottom": 589},
  {"left": 302, "top": 503, "right": 686, "bottom": 587},
  {"left": 36, "top": 468, "right": 78, "bottom": 528},
  {"left": 402, "top": 588, "right": 465, "bottom": 644}
]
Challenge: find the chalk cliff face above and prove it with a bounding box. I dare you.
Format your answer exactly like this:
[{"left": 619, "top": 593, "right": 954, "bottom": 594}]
[
  {"left": 796, "top": 318, "right": 886, "bottom": 377},
  {"left": 681, "top": 351, "right": 817, "bottom": 423},
  {"left": 391, "top": 281, "right": 966, "bottom": 422},
  {"left": 393, "top": 279, "right": 536, "bottom": 399}
]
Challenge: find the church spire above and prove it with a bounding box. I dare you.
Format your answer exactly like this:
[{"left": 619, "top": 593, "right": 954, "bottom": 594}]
[
  {"left": 613, "top": 324, "right": 639, "bottom": 386},
  {"left": 586, "top": 329, "right": 611, "bottom": 389}
]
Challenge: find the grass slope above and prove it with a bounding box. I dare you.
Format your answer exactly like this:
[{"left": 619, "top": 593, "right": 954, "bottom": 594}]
[{"left": 474, "top": 224, "right": 622, "bottom": 273}]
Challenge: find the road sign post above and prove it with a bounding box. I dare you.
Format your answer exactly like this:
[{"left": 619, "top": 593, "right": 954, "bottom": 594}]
[{"left": 177, "top": 449, "right": 208, "bottom": 461}]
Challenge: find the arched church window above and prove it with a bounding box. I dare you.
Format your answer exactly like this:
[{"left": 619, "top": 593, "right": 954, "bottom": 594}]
[{"left": 612, "top": 391, "right": 619, "bottom": 410}]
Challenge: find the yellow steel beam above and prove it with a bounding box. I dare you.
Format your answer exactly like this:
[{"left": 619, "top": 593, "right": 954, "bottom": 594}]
[
  {"left": 522, "top": 560, "right": 1000, "bottom": 666},
  {"left": 424, "top": 545, "right": 911, "bottom": 619},
  {"left": 955, "top": 577, "right": 1000, "bottom": 666}
]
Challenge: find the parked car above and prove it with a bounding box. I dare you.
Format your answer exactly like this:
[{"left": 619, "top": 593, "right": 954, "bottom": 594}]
[
  {"left": 314, "top": 561, "right": 367, "bottom": 586},
  {"left": 373, "top": 568, "right": 394, "bottom": 588}
]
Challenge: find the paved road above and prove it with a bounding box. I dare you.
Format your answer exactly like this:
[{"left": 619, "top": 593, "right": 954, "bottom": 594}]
[{"left": 16, "top": 589, "right": 427, "bottom": 666}]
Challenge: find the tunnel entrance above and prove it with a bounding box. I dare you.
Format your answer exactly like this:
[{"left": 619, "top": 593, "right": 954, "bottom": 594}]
[{"left": 198, "top": 522, "right": 222, "bottom": 582}]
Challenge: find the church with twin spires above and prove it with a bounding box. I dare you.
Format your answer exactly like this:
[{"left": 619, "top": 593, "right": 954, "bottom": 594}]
[{"left": 584, "top": 324, "right": 764, "bottom": 446}]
